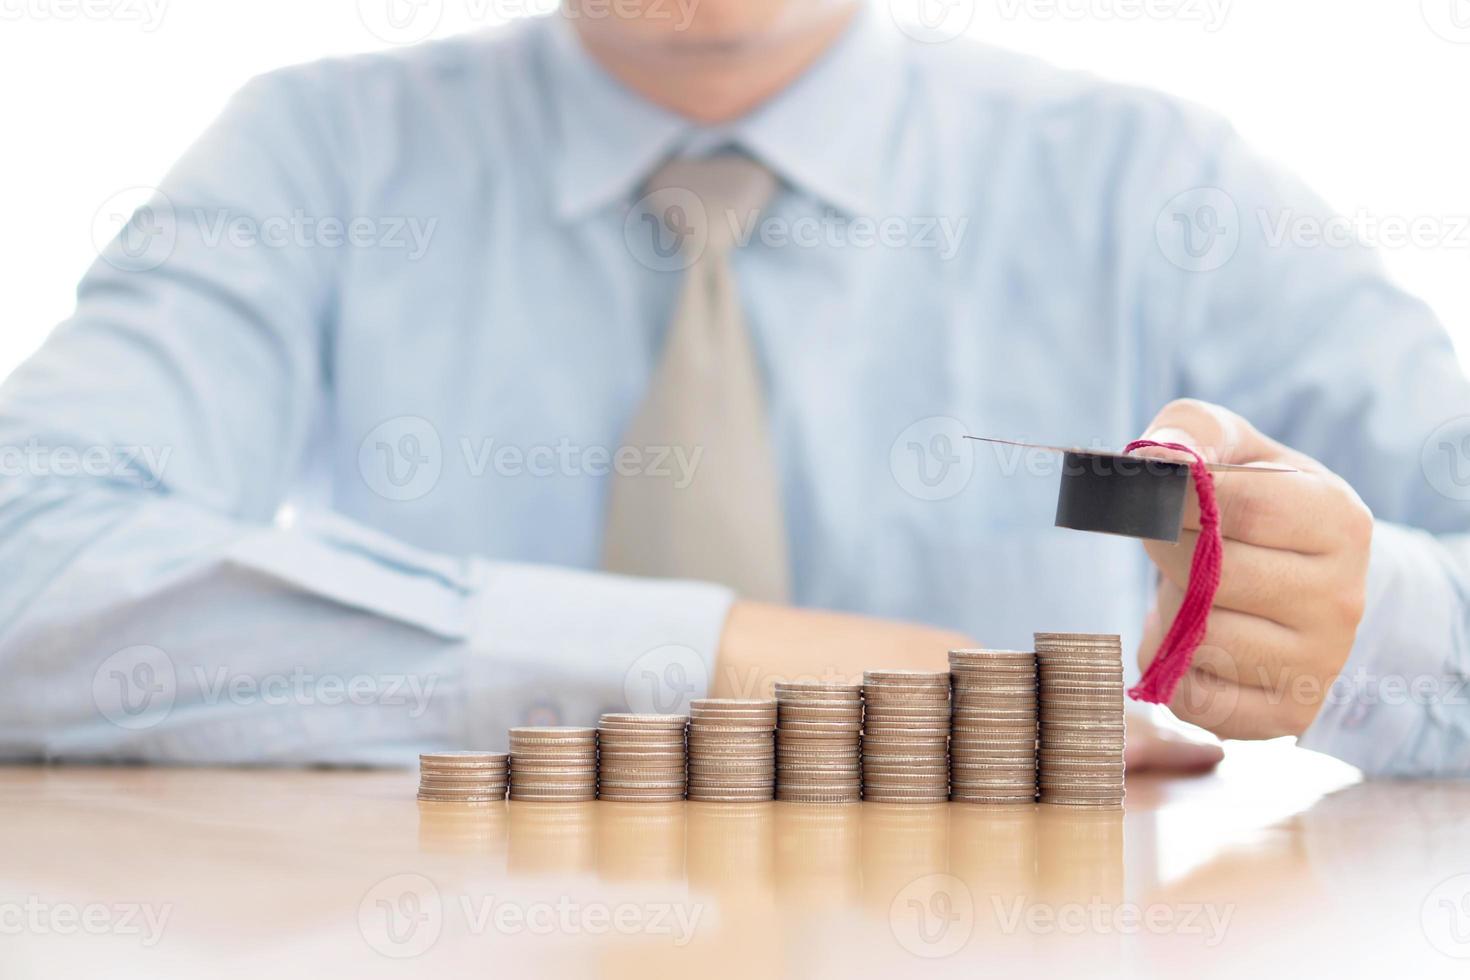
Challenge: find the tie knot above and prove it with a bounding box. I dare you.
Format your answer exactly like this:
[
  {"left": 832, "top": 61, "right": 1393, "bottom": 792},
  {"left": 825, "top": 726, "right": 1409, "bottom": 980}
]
[{"left": 642, "top": 154, "right": 776, "bottom": 257}]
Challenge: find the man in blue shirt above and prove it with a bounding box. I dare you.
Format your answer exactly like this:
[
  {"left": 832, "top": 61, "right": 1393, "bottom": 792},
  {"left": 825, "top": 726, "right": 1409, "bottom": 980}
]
[{"left": 0, "top": 0, "right": 1464, "bottom": 775}]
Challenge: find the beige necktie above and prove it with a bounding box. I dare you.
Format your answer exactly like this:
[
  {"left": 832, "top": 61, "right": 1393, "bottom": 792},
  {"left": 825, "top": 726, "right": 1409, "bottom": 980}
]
[{"left": 602, "top": 154, "right": 792, "bottom": 603}]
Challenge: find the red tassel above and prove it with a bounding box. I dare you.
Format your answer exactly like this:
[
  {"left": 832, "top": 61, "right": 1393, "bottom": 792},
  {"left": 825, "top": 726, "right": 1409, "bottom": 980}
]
[{"left": 1123, "top": 440, "right": 1224, "bottom": 704}]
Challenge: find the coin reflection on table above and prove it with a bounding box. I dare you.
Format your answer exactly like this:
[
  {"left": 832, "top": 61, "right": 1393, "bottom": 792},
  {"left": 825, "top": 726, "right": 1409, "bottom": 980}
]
[
  {"left": 860, "top": 802, "right": 951, "bottom": 916},
  {"left": 774, "top": 802, "right": 862, "bottom": 910},
  {"left": 950, "top": 802, "right": 1040, "bottom": 893},
  {"left": 1037, "top": 804, "right": 1125, "bottom": 905},
  {"left": 416, "top": 798, "right": 509, "bottom": 862},
  {"left": 596, "top": 801, "right": 687, "bottom": 882},
  {"left": 685, "top": 801, "right": 776, "bottom": 895},
  {"left": 507, "top": 800, "right": 597, "bottom": 876}
]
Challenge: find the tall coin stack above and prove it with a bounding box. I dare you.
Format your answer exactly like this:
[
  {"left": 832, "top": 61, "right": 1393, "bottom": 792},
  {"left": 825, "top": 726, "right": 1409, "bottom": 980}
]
[
  {"left": 1035, "top": 633, "right": 1126, "bottom": 808},
  {"left": 686, "top": 699, "right": 777, "bottom": 802},
  {"left": 508, "top": 727, "right": 598, "bottom": 802},
  {"left": 417, "top": 751, "right": 509, "bottom": 803},
  {"left": 596, "top": 713, "right": 688, "bottom": 802},
  {"left": 774, "top": 683, "right": 863, "bottom": 803},
  {"left": 948, "top": 649, "right": 1038, "bottom": 804},
  {"left": 861, "top": 671, "right": 951, "bottom": 803}
]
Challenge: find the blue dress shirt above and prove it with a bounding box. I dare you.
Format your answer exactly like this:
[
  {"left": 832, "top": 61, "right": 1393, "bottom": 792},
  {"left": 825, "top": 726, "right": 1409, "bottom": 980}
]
[{"left": 1, "top": 9, "right": 1467, "bottom": 773}]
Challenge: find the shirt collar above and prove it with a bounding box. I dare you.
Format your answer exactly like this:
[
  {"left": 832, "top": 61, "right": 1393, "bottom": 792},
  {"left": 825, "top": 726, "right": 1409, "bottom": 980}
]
[{"left": 542, "top": 6, "right": 908, "bottom": 223}]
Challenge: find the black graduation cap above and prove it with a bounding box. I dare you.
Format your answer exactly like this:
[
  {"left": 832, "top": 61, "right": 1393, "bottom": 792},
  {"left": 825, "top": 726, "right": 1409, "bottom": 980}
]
[{"left": 966, "top": 437, "right": 1292, "bottom": 544}]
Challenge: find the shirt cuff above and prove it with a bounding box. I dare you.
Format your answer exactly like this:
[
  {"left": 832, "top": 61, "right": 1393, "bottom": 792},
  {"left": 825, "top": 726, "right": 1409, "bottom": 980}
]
[
  {"left": 466, "top": 560, "right": 737, "bottom": 719},
  {"left": 1297, "top": 520, "right": 1466, "bottom": 775}
]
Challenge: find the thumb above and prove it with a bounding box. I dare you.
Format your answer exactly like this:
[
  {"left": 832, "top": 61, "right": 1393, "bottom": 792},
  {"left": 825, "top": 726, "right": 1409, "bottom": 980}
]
[{"left": 1140, "top": 398, "right": 1286, "bottom": 465}]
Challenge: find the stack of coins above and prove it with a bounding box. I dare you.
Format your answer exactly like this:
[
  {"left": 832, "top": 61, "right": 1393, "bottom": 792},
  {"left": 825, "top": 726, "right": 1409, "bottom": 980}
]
[
  {"left": 774, "top": 683, "right": 863, "bottom": 803},
  {"left": 596, "top": 713, "right": 688, "bottom": 802},
  {"left": 508, "top": 727, "right": 598, "bottom": 802},
  {"left": 1035, "top": 633, "right": 1126, "bottom": 808},
  {"left": 948, "top": 649, "right": 1038, "bottom": 804},
  {"left": 417, "top": 751, "right": 509, "bottom": 803},
  {"left": 686, "top": 699, "right": 777, "bottom": 802},
  {"left": 861, "top": 671, "right": 951, "bottom": 803}
]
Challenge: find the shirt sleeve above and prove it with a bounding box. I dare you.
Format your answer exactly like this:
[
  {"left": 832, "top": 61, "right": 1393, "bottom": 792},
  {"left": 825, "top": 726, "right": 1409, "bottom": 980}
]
[
  {"left": 1128, "top": 105, "right": 1470, "bottom": 776},
  {"left": 0, "top": 69, "right": 733, "bottom": 767}
]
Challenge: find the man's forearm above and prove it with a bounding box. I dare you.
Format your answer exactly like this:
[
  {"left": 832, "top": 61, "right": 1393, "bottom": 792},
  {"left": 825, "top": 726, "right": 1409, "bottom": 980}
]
[{"left": 0, "top": 478, "right": 734, "bottom": 766}]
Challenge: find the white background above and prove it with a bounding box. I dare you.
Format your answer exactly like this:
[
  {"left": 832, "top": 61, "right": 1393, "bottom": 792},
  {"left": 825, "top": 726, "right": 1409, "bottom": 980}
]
[{"left": 0, "top": 0, "right": 1466, "bottom": 380}]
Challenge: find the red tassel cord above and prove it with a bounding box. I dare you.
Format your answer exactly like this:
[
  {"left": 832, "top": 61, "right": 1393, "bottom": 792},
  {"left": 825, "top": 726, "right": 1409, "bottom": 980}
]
[{"left": 1122, "top": 440, "right": 1224, "bottom": 704}]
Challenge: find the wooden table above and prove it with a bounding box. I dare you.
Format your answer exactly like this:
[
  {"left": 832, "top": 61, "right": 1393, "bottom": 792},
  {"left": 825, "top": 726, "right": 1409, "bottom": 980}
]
[{"left": 1, "top": 742, "right": 1466, "bottom": 978}]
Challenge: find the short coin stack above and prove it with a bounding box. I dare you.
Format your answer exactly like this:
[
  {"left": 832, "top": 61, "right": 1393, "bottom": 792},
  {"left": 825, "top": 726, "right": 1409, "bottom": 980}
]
[
  {"left": 774, "top": 683, "right": 863, "bottom": 803},
  {"left": 508, "top": 727, "right": 598, "bottom": 802},
  {"left": 596, "top": 713, "right": 688, "bottom": 802},
  {"left": 687, "top": 699, "right": 777, "bottom": 802},
  {"left": 948, "top": 649, "right": 1038, "bottom": 804},
  {"left": 1035, "top": 633, "right": 1126, "bottom": 808},
  {"left": 861, "top": 671, "right": 951, "bottom": 803},
  {"left": 417, "top": 751, "right": 509, "bottom": 803}
]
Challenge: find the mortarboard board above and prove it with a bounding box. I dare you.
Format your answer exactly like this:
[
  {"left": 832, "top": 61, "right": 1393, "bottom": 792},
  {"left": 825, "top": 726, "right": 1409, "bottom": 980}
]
[
  {"left": 965, "top": 437, "right": 1293, "bottom": 544},
  {"left": 966, "top": 435, "right": 1295, "bottom": 705}
]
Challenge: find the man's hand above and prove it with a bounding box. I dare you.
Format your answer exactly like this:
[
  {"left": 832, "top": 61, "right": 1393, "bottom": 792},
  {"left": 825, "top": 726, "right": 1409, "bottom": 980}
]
[
  {"left": 713, "top": 601, "right": 968, "bottom": 697},
  {"left": 1136, "top": 399, "right": 1374, "bottom": 740},
  {"left": 717, "top": 600, "right": 1226, "bottom": 774}
]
